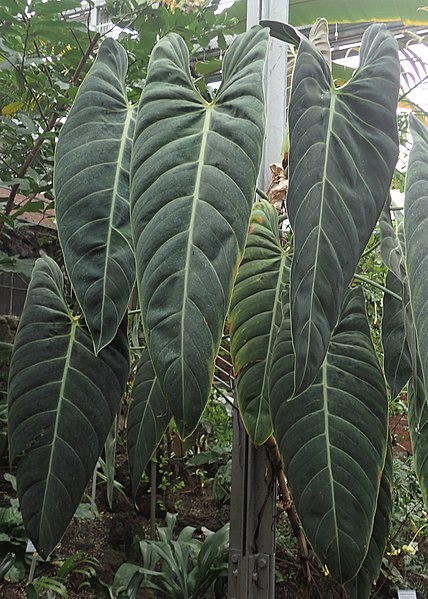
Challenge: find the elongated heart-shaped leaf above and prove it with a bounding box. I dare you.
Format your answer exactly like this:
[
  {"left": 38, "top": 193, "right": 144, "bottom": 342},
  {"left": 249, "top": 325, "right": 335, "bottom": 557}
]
[
  {"left": 55, "top": 38, "right": 136, "bottom": 353},
  {"left": 287, "top": 24, "right": 400, "bottom": 395},
  {"left": 382, "top": 272, "right": 411, "bottom": 399},
  {"left": 344, "top": 443, "right": 392, "bottom": 599},
  {"left": 127, "top": 350, "right": 171, "bottom": 497},
  {"left": 7, "top": 256, "right": 129, "bottom": 557},
  {"left": 131, "top": 27, "right": 269, "bottom": 437},
  {"left": 229, "top": 200, "right": 289, "bottom": 445},
  {"left": 404, "top": 115, "right": 428, "bottom": 409},
  {"left": 270, "top": 287, "right": 388, "bottom": 583}
]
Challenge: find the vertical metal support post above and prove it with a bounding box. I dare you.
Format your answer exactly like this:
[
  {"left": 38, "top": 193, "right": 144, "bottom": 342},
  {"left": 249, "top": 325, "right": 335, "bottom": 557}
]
[
  {"left": 228, "top": 1, "right": 289, "bottom": 597},
  {"left": 228, "top": 409, "right": 277, "bottom": 599},
  {"left": 247, "top": 0, "right": 289, "bottom": 190}
]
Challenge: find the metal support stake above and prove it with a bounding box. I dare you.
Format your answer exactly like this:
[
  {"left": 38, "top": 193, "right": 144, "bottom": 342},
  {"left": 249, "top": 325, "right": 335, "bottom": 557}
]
[
  {"left": 228, "top": 0, "right": 289, "bottom": 597},
  {"left": 228, "top": 410, "right": 276, "bottom": 599}
]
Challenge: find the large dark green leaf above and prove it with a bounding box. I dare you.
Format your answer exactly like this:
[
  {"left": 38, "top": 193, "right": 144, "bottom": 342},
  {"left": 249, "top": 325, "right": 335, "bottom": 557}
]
[
  {"left": 270, "top": 287, "right": 388, "bottom": 583},
  {"left": 344, "top": 443, "right": 392, "bottom": 599},
  {"left": 7, "top": 256, "right": 129, "bottom": 557},
  {"left": 229, "top": 200, "right": 289, "bottom": 445},
  {"left": 127, "top": 350, "right": 171, "bottom": 497},
  {"left": 287, "top": 24, "right": 400, "bottom": 395},
  {"left": 131, "top": 26, "right": 269, "bottom": 437},
  {"left": 345, "top": 443, "right": 392, "bottom": 599},
  {"left": 382, "top": 271, "right": 411, "bottom": 399},
  {"left": 55, "top": 38, "right": 136, "bottom": 353},
  {"left": 404, "top": 115, "right": 428, "bottom": 410}
]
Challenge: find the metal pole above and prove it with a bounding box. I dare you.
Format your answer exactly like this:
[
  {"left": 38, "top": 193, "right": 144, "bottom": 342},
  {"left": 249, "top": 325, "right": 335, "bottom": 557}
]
[
  {"left": 247, "top": 0, "right": 289, "bottom": 190},
  {"left": 228, "top": 1, "right": 289, "bottom": 597}
]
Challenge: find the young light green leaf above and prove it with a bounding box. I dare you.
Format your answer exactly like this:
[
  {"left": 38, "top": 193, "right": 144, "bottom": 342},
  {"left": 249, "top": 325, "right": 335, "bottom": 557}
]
[{"left": 229, "top": 200, "right": 289, "bottom": 445}]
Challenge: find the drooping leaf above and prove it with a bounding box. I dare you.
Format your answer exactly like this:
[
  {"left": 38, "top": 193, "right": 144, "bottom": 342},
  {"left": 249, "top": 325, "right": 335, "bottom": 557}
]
[
  {"left": 404, "top": 115, "right": 428, "bottom": 410},
  {"left": 130, "top": 26, "right": 269, "bottom": 437},
  {"left": 127, "top": 350, "right": 171, "bottom": 497},
  {"left": 270, "top": 287, "right": 388, "bottom": 583},
  {"left": 229, "top": 200, "right": 289, "bottom": 445},
  {"left": 7, "top": 256, "right": 129, "bottom": 557},
  {"left": 382, "top": 271, "right": 411, "bottom": 399},
  {"left": 408, "top": 370, "right": 428, "bottom": 506},
  {"left": 55, "top": 38, "right": 136, "bottom": 353},
  {"left": 379, "top": 201, "right": 427, "bottom": 502},
  {"left": 287, "top": 24, "right": 399, "bottom": 395},
  {"left": 344, "top": 443, "right": 393, "bottom": 599}
]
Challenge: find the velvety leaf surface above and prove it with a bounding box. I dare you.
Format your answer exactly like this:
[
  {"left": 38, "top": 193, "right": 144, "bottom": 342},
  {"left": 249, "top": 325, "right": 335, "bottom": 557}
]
[
  {"left": 7, "top": 256, "right": 129, "bottom": 557},
  {"left": 388, "top": 246, "right": 428, "bottom": 504},
  {"left": 404, "top": 116, "right": 428, "bottom": 410},
  {"left": 55, "top": 38, "right": 136, "bottom": 353},
  {"left": 131, "top": 27, "right": 269, "bottom": 436},
  {"left": 270, "top": 287, "right": 388, "bottom": 583},
  {"left": 229, "top": 200, "right": 289, "bottom": 445},
  {"left": 344, "top": 443, "right": 392, "bottom": 598},
  {"left": 408, "top": 372, "right": 428, "bottom": 506},
  {"left": 127, "top": 350, "right": 171, "bottom": 497},
  {"left": 287, "top": 24, "right": 399, "bottom": 394},
  {"left": 382, "top": 271, "right": 411, "bottom": 399}
]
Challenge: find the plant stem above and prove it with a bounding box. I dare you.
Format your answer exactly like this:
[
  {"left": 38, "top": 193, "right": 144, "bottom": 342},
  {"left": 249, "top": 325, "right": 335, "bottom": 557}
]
[
  {"left": 353, "top": 274, "right": 402, "bottom": 301},
  {"left": 150, "top": 458, "right": 157, "bottom": 539},
  {"left": 265, "top": 436, "right": 312, "bottom": 585},
  {"left": 361, "top": 240, "right": 381, "bottom": 259},
  {"left": 256, "top": 187, "right": 270, "bottom": 202}
]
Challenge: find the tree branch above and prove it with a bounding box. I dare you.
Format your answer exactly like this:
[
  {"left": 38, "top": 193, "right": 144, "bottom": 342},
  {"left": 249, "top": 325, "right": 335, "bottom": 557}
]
[{"left": 0, "top": 32, "right": 100, "bottom": 232}]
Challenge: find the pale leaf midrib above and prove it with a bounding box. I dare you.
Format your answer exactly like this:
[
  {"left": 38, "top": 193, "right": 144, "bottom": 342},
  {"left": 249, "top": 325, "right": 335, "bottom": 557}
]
[
  {"left": 256, "top": 252, "right": 287, "bottom": 442},
  {"left": 99, "top": 106, "right": 135, "bottom": 351},
  {"left": 294, "top": 90, "right": 337, "bottom": 392},
  {"left": 180, "top": 107, "right": 213, "bottom": 418},
  {"left": 322, "top": 357, "right": 341, "bottom": 574},
  {"left": 39, "top": 318, "right": 78, "bottom": 545}
]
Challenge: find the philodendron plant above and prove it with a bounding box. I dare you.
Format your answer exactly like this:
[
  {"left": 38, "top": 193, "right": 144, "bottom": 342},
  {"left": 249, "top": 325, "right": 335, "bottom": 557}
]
[{"left": 6, "top": 16, "right": 428, "bottom": 598}]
